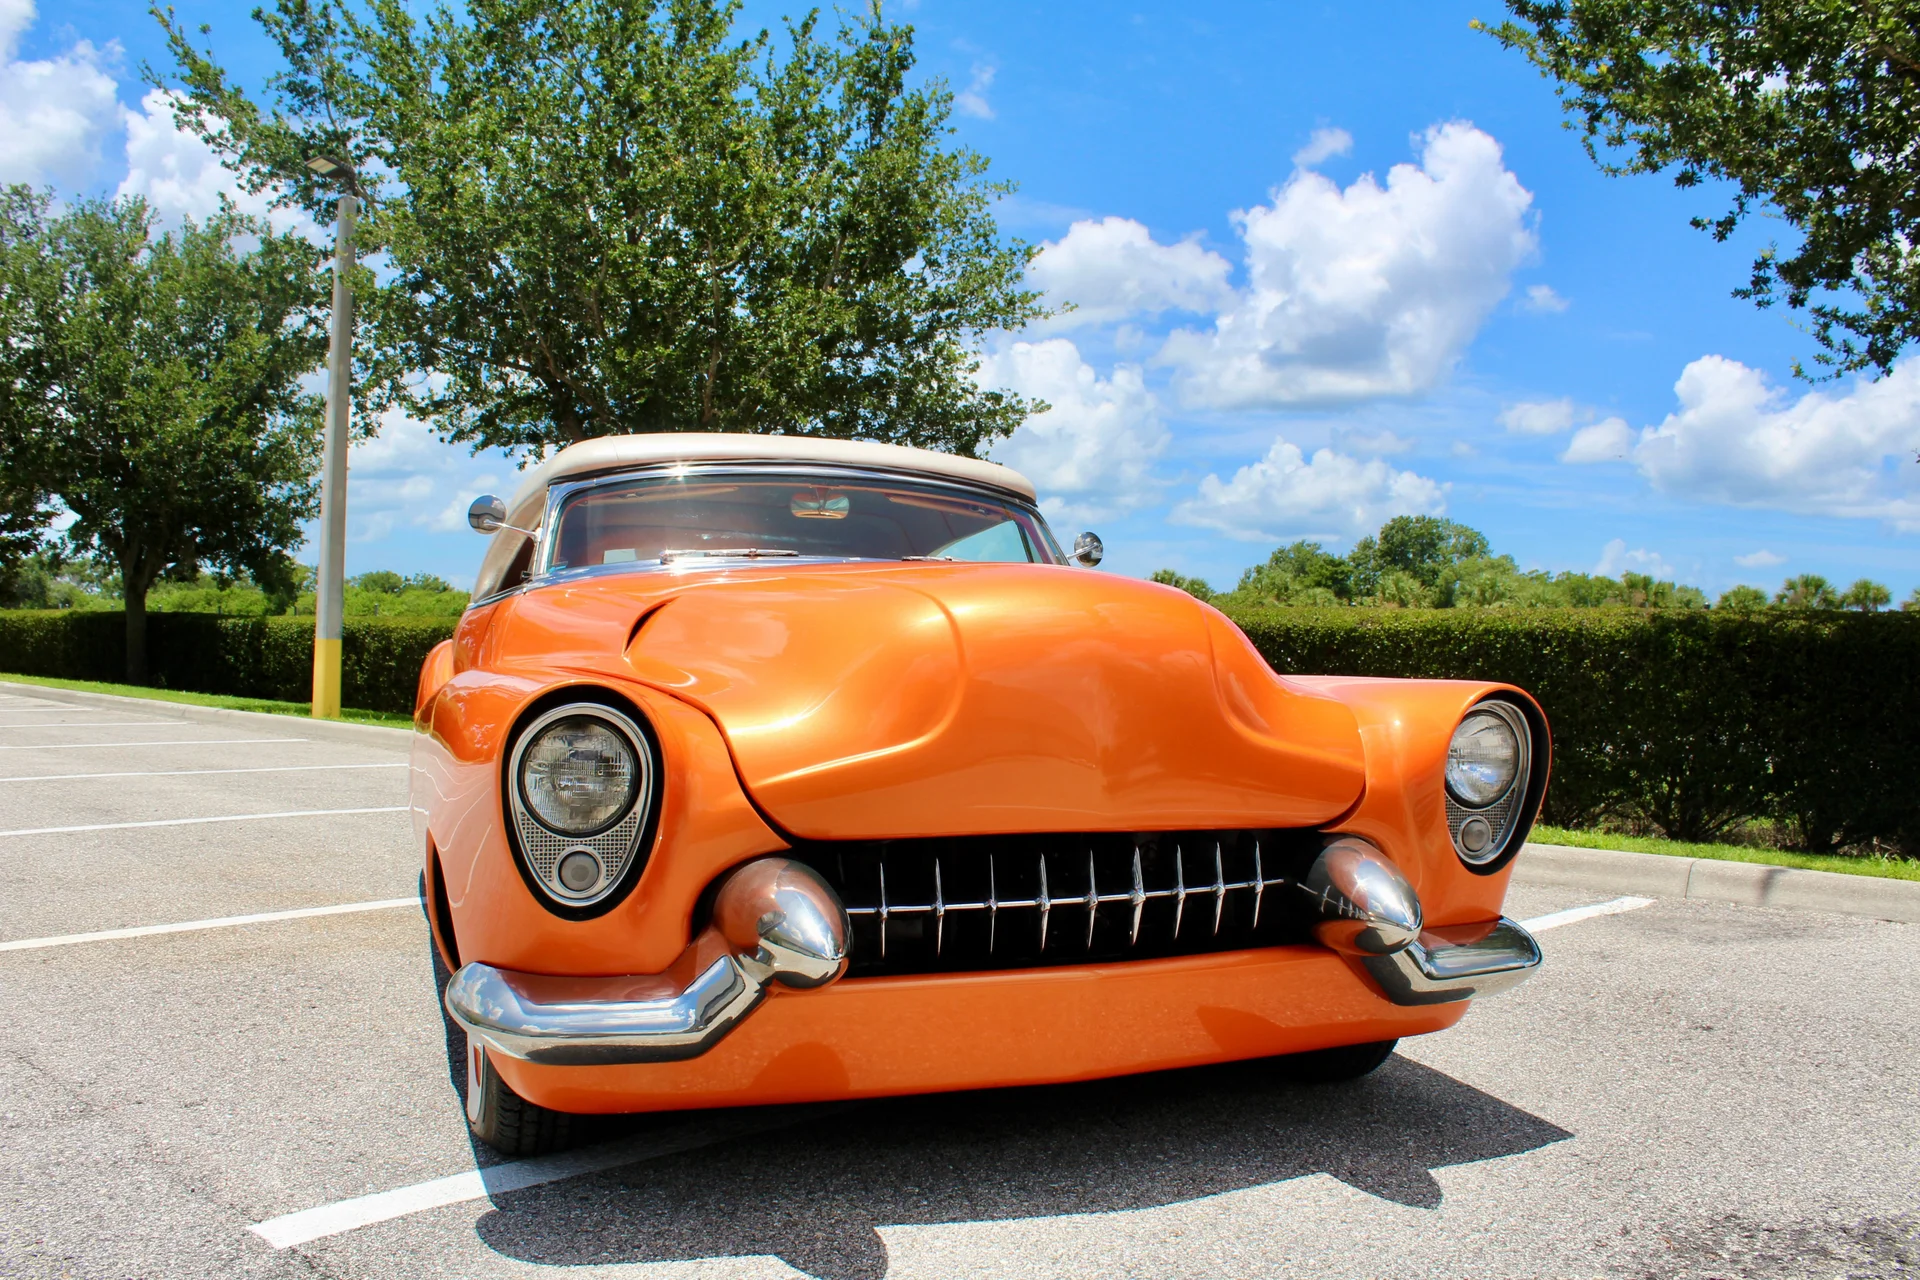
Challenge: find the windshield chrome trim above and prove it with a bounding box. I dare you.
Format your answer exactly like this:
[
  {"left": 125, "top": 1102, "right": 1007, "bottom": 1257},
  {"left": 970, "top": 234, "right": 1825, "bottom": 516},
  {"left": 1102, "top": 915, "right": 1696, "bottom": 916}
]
[{"left": 532, "top": 461, "right": 1062, "bottom": 582}]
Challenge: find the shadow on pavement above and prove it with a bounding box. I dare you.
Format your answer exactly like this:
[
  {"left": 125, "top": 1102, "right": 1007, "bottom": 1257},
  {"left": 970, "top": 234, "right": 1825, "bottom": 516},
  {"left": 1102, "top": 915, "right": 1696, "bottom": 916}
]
[{"left": 467, "top": 1047, "right": 1572, "bottom": 1280}]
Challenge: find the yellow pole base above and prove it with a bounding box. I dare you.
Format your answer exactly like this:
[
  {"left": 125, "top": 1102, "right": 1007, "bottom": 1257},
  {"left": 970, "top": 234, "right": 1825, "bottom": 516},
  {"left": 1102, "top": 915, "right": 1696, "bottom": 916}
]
[{"left": 311, "top": 636, "right": 343, "bottom": 719}]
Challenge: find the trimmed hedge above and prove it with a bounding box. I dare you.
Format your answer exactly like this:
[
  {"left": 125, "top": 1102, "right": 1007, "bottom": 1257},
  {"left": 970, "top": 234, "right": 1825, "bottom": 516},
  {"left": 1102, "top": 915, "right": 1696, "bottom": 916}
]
[
  {"left": 1224, "top": 607, "right": 1920, "bottom": 851},
  {"left": 0, "top": 611, "right": 455, "bottom": 715},
  {"left": 4, "top": 605, "right": 1915, "bottom": 852}
]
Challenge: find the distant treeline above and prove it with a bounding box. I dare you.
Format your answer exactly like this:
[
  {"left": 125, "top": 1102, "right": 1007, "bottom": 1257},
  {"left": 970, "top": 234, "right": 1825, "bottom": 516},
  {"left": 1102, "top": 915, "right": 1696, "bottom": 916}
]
[
  {"left": 0, "top": 553, "right": 467, "bottom": 618},
  {"left": 1155, "top": 516, "right": 1913, "bottom": 612}
]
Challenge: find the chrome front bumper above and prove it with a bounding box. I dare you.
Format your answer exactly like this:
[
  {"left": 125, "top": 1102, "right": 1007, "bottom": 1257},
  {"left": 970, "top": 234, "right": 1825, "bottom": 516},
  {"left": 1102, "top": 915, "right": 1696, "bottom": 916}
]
[
  {"left": 445, "top": 843, "right": 1541, "bottom": 1068},
  {"left": 445, "top": 857, "right": 851, "bottom": 1067}
]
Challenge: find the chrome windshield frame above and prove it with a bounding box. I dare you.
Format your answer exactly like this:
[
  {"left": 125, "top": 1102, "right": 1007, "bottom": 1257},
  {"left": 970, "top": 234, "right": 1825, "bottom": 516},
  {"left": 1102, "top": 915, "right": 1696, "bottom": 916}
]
[{"left": 530, "top": 461, "right": 1062, "bottom": 585}]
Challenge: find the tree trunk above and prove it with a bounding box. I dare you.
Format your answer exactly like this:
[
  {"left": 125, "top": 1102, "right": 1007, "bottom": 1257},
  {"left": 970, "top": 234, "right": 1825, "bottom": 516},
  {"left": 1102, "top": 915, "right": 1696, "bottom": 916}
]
[{"left": 123, "top": 566, "right": 149, "bottom": 686}]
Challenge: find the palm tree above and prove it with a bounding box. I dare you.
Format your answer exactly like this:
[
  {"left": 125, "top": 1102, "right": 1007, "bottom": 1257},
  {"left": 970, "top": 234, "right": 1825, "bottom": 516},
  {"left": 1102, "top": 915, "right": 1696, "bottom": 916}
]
[
  {"left": 1840, "top": 579, "right": 1892, "bottom": 611},
  {"left": 1774, "top": 574, "right": 1840, "bottom": 609}
]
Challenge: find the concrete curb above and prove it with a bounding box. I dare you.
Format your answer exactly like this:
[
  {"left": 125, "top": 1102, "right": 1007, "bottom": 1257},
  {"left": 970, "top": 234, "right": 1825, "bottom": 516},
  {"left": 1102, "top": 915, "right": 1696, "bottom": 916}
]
[
  {"left": 1515, "top": 841, "right": 1920, "bottom": 925},
  {"left": 0, "top": 680, "right": 414, "bottom": 750}
]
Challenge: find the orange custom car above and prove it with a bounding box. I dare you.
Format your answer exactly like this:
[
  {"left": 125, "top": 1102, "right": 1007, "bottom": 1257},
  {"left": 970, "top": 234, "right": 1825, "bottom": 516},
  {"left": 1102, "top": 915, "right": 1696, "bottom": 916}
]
[{"left": 413, "top": 434, "right": 1548, "bottom": 1155}]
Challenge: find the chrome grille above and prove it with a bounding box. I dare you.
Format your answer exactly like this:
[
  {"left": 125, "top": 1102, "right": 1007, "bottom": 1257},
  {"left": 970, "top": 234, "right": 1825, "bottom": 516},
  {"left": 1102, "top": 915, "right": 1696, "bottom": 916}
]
[{"left": 801, "top": 830, "right": 1323, "bottom": 977}]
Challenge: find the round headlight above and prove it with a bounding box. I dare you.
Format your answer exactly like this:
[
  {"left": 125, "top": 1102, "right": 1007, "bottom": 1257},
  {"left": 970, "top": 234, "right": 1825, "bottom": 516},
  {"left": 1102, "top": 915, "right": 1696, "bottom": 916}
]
[
  {"left": 518, "top": 715, "right": 639, "bottom": 835},
  {"left": 1446, "top": 709, "right": 1522, "bottom": 807}
]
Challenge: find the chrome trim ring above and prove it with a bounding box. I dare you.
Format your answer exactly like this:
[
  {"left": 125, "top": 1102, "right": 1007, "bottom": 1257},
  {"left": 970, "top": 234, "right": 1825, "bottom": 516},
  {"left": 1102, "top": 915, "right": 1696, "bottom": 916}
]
[
  {"left": 1444, "top": 699, "right": 1533, "bottom": 867},
  {"left": 506, "top": 702, "right": 655, "bottom": 909}
]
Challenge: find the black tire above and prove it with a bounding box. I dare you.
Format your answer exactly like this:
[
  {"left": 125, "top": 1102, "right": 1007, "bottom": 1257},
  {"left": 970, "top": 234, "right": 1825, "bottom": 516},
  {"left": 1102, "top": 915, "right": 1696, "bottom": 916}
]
[
  {"left": 465, "top": 1041, "right": 577, "bottom": 1156},
  {"left": 1272, "top": 1038, "right": 1399, "bottom": 1084}
]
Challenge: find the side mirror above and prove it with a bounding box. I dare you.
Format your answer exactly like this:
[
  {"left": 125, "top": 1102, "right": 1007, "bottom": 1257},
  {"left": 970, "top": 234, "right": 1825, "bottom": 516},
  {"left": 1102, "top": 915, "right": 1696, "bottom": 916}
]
[
  {"left": 1072, "top": 531, "right": 1104, "bottom": 567},
  {"left": 468, "top": 495, "right": 508, "bottom": 534}
]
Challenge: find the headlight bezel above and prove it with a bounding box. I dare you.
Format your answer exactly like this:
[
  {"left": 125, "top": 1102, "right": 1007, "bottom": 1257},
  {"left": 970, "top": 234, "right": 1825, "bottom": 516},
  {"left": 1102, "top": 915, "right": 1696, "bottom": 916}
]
[
  {"left": 1442, "top": 697, "right": 1541, "bottom": 871},
  {"left": 503, "top": 697, "right": 661, "bottom": 917}
]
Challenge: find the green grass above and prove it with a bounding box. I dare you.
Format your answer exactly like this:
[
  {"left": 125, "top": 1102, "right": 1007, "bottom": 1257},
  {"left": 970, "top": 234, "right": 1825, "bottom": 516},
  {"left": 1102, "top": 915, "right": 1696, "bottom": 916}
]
[
  {"left": 0, "top": 672, "right": 413, "bottom": 729},
  {"left": 1532, "top": 823, "right": 1920, "bottom": 882}
]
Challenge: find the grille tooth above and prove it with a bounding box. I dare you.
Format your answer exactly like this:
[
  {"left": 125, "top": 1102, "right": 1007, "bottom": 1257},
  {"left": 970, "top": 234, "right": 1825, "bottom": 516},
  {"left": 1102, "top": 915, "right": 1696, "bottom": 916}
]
[
  {"left": 1211, "top": 842, "right": 1226, "bottom": 935},
  {"left": 1252, "top": 841, "right": 1266, "bottom": 929},
  {"left": 988, "top": 855, "right": 998, "bottom": 954},
  {"left": 878, "top": 860, "right": 889, "bottom": 959},
  {"left": 1129, "top": 846, "right": 1146, "bottom": 945},
  {"left": 933, "top": 857, "right": 946, "bottom": 956},
  {"left": 1172, "top": 845, "right": 1188, "bottom": 939},
  {"left": 1036, "top": 855, "right": 1051, "bottom": 951}
]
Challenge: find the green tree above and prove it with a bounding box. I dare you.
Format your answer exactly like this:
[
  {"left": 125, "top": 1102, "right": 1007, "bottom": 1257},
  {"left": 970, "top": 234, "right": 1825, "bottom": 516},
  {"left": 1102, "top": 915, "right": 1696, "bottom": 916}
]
[
  {"left": 0, "top": 472, "right": 50, "bottom": 602},
  {"left": 1482, "top": 2, "right": 1920, "bottom": 377},
  {"left": 1716, "top": 584, "right": 1770, "bottom": 611},
  {"left": 1840, "top": 577, "right": 1892, "bottom": 611},
  {"left": 1774, "top": 573, "right": 1840, "bottom": 609},
  {"left": 1349, "top": 516, "right": 1491, "bottom": 595},
  {"left": 158, "top": 0, "right": 1046, "bottom": 457},
  {"left": 0, "top": 189, "right": 327, "bottom": 681},
  {"left": 1149, "top": 568, "right": 1215, "bottom": 603},
  {"left": 1905, "top": 587, "right": 1920, "bottom": 613},
  {"left": 1223, "top": 539, "right": 1353, "bottom": 607}
]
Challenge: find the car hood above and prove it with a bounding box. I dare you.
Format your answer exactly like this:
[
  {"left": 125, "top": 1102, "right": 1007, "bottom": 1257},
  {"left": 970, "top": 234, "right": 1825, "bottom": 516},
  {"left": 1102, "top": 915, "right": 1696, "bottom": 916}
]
[{"left": 500, "top": 563, "right": 1366, "bottom": 840}]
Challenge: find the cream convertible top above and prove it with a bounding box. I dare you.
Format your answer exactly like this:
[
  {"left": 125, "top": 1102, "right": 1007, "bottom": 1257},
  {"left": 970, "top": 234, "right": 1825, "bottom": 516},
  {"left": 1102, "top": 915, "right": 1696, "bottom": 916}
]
[{"left": 473, "top": 433, "right": 1039, "bottom": 599}]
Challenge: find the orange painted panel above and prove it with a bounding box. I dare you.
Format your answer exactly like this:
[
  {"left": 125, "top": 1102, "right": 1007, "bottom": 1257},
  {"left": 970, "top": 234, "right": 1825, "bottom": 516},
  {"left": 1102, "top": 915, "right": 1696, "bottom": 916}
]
[
  {"left": 1294, "top": 674, "right": 1548, "bottom": 925},
  {"left": 414, "top": 672, "right": 790, "bottom": 976},
  {"left": 496, "top": 563, "right": 1367, "bottom": 838},
  {"left": 489, "top": 944, "right": 1467, "bottom": 1114}
]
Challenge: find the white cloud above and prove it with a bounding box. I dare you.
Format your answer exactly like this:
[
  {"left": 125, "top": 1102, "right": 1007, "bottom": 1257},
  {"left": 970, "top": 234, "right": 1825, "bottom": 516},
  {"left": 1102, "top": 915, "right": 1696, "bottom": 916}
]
[
  {"left": 1522, "top": 283, "right": 1569, "bottom": 313},
  {"left": 0, "top": 0, "right": 120, "bottom": 187},
  {"left": 1292, "top": 126, "right": 1352, "bottom": 167},
  {"left": 1500, "top": 397, "right": 1577, "bottom": 434},
  {"left": 956, "top": 62, "right": 996, "bottom": 120},
  {"left": 1561, "top": 416, "right": 1634, "bottom": 463},
  {"left": 1625, "top": 355, "right": 1920, "bottom": 528},
  {"left": 337, "top": 410, "right": 523, "bottom": 549},
  {"left": 1735, "top": 549, "right": 1786, "bottom": 568},
  {"left": 1159, "top": 122, "right": 1536, "bottom": 409},
  {"left": 1170, "top": 437, "right": 1446, "bottom": 543},
  {"left": 1594, "top": 538, "right": 1676, "bottom": 579},
  {"left": 981, "top": 338, "right": 1167, "bottom": 523},
  {"left": 117, "top": 89, "right": 320, "bottom": 238},
  {"left": 1026, "top": 216, "right": 1235, "bottom": 330}
]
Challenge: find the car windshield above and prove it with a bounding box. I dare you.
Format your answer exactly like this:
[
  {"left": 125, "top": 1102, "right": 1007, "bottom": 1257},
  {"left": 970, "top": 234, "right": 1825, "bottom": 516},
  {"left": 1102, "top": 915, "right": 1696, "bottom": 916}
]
[{"left": 546, "top": 471, "right": 1061, "bottom": 573}]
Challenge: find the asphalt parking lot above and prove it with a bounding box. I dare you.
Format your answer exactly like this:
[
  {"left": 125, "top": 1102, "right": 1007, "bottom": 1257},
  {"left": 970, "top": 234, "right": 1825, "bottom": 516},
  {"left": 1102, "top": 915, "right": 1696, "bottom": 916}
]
[{"left": 1, "top": 683, "right": 1915, "bottom": 1280}]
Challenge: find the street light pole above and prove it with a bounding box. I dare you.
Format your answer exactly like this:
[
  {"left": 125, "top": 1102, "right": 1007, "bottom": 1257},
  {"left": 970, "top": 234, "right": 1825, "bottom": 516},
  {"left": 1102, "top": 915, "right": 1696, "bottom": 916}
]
[{"left": 311, "top": 179, "right": 356, "bottom": 719}]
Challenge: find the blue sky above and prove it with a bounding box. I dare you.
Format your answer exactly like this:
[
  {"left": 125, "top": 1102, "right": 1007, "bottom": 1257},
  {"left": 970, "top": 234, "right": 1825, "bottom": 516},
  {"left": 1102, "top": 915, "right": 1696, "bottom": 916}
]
[{"left": 7, "top": 0, "right": 1918, "bottom": 596}]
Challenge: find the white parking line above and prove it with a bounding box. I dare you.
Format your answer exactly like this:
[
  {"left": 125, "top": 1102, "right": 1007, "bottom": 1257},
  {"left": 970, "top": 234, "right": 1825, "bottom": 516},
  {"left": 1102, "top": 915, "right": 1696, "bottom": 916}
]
[
  {"left": 0, "top": 762, "right": 407, "bottom": 784},
  {"left": 0, "top": 737, "right": 305, "bottom": 751},
  {"left": 251, "top": 1106, "right": 837, "bottom": 1249},
  {"left": 0, "top": 897, "right": 422, "bottom": 952},
  {"left": 1520, "top": 896, "right": 1655, "bottom": 932},
  {"left": 0, "top": 720, "right": 184, "bottom": 728},
  {"left": 0, "top": 805, "right": 409, "bottom": 837}
]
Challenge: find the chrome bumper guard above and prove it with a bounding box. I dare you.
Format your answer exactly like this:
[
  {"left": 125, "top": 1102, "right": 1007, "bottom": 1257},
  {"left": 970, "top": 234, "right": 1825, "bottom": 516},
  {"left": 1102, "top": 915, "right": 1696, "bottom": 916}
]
[
  {"left": 1361, "top": 918, "right": 1542, "bottom": 1005},
  {"left": 1298, "top": 836, "right": 1541, "bottom": 1006},
  {"left": 444, "top": 857, "right": 849, "bottom": 1067}
]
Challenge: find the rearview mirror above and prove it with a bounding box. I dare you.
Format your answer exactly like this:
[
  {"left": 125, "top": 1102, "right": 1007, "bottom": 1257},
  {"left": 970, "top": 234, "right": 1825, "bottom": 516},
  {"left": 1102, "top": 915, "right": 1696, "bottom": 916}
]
[
  {"left": 1072, "top": 531, "right": 1104, "bottom": 567},
  {"left": 468, "top": 495, "right": 508, "bottom": 534}
]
